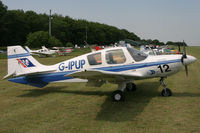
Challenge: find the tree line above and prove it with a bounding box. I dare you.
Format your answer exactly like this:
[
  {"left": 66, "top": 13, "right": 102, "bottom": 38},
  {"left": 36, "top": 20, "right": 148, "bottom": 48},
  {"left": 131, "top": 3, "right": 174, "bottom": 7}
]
[{"left": 0, "top": 1, "right": 186, "bottom": 48}]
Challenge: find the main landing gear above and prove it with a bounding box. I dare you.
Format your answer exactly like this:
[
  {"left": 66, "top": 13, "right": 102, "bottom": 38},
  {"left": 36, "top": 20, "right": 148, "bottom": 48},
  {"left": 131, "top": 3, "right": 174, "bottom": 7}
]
[
  {"left": 112, "top": 82, "right": 136, "bottom": 102},
  {"left": 160, "top": 77, "right": 172, "bottom": 97}
]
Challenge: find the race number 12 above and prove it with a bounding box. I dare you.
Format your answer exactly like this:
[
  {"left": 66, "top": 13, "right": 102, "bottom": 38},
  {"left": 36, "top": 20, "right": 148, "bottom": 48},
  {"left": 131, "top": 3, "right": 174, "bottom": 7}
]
[{"left": 158, "top": 64, "right": 171, "bottom": 73}]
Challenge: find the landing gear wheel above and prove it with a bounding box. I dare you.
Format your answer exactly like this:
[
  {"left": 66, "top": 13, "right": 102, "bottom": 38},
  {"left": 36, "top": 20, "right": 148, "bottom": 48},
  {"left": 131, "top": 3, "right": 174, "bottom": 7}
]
[
  {"left": 126, "top": 83, "right": 136, "bottom": 91},
  {"left": 112, "top": 90, "right": 125, "bottom": 102},
  {"left": 161, "top": 88, "right": 172, "bottom": 97}
]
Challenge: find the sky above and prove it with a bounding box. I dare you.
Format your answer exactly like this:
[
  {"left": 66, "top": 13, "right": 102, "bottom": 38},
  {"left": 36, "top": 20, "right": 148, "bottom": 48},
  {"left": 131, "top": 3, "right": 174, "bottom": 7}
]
[{"left": 2, "top": 0, "right": 200, "bottom": 46}]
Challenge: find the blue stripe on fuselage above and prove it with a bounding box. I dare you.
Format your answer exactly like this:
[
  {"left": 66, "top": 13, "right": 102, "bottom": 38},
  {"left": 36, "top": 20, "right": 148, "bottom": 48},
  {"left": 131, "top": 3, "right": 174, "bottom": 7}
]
[
  {"left": 8, "top": 53, "right": 31, "bottom": 59},
  {"left": 95, "top": 59, "right": 181, "bottom": 72},
  {"left": 8, "top": 59, "right": 181, "bottom": 87}
]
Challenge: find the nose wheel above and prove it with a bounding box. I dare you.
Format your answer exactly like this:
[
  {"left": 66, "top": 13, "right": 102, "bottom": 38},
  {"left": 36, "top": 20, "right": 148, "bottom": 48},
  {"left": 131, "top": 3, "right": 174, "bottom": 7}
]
[
  {"left": 161, "top": 88, "right": 172, "bottom": 96},
  {"left": 160, "top": 77, "right": 172, "bottom": 97}
]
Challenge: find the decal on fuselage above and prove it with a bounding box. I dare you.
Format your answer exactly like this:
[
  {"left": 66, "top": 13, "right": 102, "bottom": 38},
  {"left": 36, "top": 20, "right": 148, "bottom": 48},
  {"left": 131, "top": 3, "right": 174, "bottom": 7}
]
[
  {"left": 17, "top": 58, "right": 35, "bottom": 68},
  {"left": 149, "top": 70, "right": 155, "bottom": 75},
  {"left": 59, "top": 59, "right": 86, "bottom": 71}
]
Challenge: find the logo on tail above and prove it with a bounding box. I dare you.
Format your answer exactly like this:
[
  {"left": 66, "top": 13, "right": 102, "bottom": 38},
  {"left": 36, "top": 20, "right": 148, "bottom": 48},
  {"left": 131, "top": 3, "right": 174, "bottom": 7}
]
[{"left": 17, "top": 58, "right": 35, "bottom": 68}]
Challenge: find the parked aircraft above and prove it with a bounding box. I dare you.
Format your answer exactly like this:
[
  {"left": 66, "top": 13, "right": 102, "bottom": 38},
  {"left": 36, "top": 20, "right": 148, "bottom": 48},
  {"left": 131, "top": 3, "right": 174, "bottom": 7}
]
[
  {"left": 25, "top": 46, "right": 57, "bottom": 57},
  {"left": 140, "top": 45, "right": 179, "bottom": 55},
  {"left": 52, "top": 47, "right": 73, "bottom": 55},
  {"left": 140, "top": 45, "right": 157, "bottom": 55},
  {"left": 4, "top": 45, "right": 196, "bottom": 101}
]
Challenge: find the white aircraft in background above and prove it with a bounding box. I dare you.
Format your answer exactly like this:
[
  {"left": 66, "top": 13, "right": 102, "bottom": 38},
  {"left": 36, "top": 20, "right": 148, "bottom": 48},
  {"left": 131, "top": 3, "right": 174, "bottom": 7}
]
[
  {"left": 25, "top": 46, "right": 57, "bottom": 57},
  {"left": 4, "top": 45, "right": 196, "bottom": 101},
  {"left": 140, "top": 45, "right": 157, "bottom": 55}
]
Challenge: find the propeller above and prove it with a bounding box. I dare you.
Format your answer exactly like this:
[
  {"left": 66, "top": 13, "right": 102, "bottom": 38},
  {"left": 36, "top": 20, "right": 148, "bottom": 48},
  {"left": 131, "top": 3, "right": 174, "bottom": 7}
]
[
  {"left": 181, "top": 41, "right": 188, "bottom": 76},
  {"left": 178, "top": 45, "right": 181, "bottom": 54},
  {"left": 185, "top": 65, "right": 188, "bottom": 76}
]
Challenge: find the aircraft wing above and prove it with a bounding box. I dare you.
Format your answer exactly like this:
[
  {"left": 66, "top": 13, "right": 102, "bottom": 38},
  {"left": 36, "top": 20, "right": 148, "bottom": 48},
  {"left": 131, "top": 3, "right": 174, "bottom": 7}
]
[{"left": 65, "top": 69, "right": 142, "bottom": 83}]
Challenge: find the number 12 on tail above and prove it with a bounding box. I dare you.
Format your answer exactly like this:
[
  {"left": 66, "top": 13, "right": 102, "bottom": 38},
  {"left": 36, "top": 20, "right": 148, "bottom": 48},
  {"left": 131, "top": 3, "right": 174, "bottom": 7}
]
[{"left": 158, "top": 64, "right": 171, "bottom": 73}]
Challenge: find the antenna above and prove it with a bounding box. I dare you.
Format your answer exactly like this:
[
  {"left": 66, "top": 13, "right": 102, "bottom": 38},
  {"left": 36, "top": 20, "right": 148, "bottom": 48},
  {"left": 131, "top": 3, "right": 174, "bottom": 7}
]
[
  {"left": 85, "top": 23, "right": 88, "bottom": 45},
  {"left": 49, "top": 9, "right": 52, "bottom": 37}
]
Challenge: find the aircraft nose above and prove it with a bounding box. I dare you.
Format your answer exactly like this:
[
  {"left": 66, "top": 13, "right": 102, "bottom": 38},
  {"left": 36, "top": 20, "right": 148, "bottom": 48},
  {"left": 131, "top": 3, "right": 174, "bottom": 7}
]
[{"left": 183, "top": 55, "right": 197, "bottom": 65}]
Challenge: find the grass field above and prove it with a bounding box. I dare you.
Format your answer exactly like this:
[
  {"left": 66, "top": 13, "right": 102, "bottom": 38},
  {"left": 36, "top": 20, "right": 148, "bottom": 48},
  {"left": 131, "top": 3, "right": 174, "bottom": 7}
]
[{"left": 0, "top": 47, "right": 200, "bottom": 133}]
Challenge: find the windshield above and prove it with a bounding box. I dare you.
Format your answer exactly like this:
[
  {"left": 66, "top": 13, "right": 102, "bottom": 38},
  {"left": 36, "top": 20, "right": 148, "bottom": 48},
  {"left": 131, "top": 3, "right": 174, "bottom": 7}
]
[
  {"left": 127, "top": 47, "right": 148, "bottom": 62},
  {"left": 106, "top": 49, "right": 126, "bottom": 64}
]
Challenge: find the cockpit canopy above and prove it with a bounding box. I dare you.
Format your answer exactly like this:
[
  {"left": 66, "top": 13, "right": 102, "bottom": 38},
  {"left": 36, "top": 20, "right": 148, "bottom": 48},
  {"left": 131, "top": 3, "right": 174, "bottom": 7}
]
[
  {"left": 127, "top": 47, "right": 148, "bottom": 62},
  {"left": 87, "top": 47, "right": 148, "bottom": 66}
]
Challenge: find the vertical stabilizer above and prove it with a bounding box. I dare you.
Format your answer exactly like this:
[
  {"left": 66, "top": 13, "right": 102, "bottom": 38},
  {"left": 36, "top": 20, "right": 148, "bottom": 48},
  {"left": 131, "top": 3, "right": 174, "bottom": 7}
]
[
  {"left": 4, "top": 46, "right": 44, "bottom": 79},
  {"left": 42, "top": 46, "right": 48, "bottom": 50}
]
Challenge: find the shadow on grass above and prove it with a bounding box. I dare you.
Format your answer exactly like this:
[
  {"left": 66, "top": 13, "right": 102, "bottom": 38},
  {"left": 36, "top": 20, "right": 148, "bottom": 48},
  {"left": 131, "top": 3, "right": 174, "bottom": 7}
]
[
  {"left": 172, "top": 92, "right": 200, "bottom": 97},
  {"left": 17, "top": 81, "right": 200, "bottom": 122},
  {"left": 96, "top": 81, "right": 160, "bottom": 122},
  {"left": 17, "top": 86, "right": 111, "bottom": 97}
]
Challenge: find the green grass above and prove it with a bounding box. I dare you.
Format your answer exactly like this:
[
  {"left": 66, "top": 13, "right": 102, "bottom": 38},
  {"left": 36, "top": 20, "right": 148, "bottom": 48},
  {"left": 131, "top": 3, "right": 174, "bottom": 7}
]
[{"left": 0, "top": 47, "right": 200, "bottom": 133}]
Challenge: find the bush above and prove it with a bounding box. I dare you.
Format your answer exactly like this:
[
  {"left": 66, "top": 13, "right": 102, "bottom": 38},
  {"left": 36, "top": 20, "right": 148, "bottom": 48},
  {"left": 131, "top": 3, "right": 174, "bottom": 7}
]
[
  {"left": 66, "top": 42, "right": 74, "bottom": 47},
  {"left": 25, "top": 31, "right": 62, "bottom": 48}
]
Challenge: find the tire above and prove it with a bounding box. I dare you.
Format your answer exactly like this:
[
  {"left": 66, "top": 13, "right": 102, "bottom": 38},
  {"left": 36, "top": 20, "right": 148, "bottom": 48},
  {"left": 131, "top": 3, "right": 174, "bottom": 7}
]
[
  {"left": 161, "top": 88, "right": 172, "bottom": 97},
  {"left": 126, "top": 83, "right": 136, "bottom": 91},
  {"left": 112, "top": 90, "right": 125, "bottom": 102}
]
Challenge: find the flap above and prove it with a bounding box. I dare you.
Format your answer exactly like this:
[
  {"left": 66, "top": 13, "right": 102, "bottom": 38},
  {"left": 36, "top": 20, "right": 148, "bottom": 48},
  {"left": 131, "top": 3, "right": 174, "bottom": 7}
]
[{"left": 65, "top": 69, "right": 142, "bottom": 82}]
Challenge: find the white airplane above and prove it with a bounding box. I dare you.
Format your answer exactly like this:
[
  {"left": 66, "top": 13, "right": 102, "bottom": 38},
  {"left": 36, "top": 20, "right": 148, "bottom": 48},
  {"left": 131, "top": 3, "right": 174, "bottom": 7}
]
[
  {"left": 4, "top": 45, "right": 196, "bottom": 101},
  {"left": 140, "top": 45, "right": 157, "bottom": 55},
  {"left": 25, "top": 46, "right": 57, "bottom": 57}
]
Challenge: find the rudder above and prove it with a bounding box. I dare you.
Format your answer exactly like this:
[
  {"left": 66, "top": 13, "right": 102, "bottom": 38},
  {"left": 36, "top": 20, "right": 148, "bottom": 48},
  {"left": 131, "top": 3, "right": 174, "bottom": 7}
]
[{"left": 4, "top": 45, "right": 44, "bottom": 79}]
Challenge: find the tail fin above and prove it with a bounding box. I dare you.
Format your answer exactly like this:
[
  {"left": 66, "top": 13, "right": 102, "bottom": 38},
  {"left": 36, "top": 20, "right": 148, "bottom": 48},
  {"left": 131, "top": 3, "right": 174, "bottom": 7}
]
[
  {"left": 25, "top": 46, "right": 32, "bottom": 53},
  {"left": 42, "top": 46, "right": 48, "bottom": 50},
  {"left": 4, "top": 46, "right": 45, "bottom": 79}
]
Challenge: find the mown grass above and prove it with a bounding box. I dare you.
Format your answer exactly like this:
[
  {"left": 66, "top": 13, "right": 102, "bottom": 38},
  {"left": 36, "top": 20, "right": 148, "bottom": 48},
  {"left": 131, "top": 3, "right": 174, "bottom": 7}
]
[{"left": 0, "top": 46, "right": 200, "bottom": 133}]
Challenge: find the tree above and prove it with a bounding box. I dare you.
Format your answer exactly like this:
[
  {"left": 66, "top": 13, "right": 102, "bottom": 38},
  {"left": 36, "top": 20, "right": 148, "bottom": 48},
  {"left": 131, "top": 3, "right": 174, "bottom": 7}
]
[
  {"left": 66, "top": 42, "right": 73, "bottom": 47},
  {"left": 0, "top": 0, "right": 7, "bottom": 17},
  {"left": 1, "top": 1, "right": 143, "bottom": 46},
  {"left": 49, "top": 36, "right": 62, "bottom": 47},
  {"left": 25, "top": 31, "right": 62, "bottom": 48},
  {"left": 0, "top": 0, "right": 7, "bottom": 45},
  {"left": 1, "top": 10, "right": 29, "bottom": 45}
]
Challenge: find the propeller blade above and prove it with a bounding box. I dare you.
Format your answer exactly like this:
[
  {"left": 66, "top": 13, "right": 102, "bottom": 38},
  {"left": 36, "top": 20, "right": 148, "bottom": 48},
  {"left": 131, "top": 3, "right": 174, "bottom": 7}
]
[
  {"left": 181, "top": 41, "right": 189, "bottom": 76},
  {"left": 185, "top": 65, "right": 188, "bottom": 76},
  {"left": 178, "top": 45, "right": 181, "bottom": 53},
  {"left": 183, "top": 41, "right": 187, "bottom": 58}
]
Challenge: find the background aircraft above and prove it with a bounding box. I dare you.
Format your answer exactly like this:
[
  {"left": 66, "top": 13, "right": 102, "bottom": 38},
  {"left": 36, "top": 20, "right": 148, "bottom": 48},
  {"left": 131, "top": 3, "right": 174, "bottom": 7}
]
[
  {"left": 4, "top": 45, "right": 196, "bottom": 101},
  {"left": 25, "top": 46, "right": 57, "bottom": 57},
  {"left": 52, "top": 47, "right": 73, "bottom": 55}
]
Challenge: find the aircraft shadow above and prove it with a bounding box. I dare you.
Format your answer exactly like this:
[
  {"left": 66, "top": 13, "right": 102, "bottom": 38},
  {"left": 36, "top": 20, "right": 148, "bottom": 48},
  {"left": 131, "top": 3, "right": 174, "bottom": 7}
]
[
  {"left": 96, "top": 81, "right": 160, "bottom": 122},
  {"left": 17, "top": 82, "right": 200, "bottom": 122},
  {"left": 172, "top": 92, "right": 200, "bottom": 97},
  {"left": 18, "top": 85, "right": 111, "bottom": 97}
]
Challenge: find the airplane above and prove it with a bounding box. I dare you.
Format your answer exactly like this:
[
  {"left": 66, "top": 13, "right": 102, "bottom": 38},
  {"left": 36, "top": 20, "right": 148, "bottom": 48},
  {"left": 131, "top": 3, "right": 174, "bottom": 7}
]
[
  {"left": 140, "top": 45, "right": 157, "bottom": 55},
  {"left": 52, "top": 47, "right": 73, "bottom": 55},
  {"left": 3, "top": 45, "right": 196, "bottom": 101},
  {"left": 25, "top": 46, "right": 57, "bottom": 57}
]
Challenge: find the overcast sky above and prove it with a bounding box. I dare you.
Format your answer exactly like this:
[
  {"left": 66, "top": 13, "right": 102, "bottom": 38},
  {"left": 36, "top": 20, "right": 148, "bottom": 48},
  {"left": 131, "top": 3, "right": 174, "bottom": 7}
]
[{"left": 2, "top": 0, "right": 200, "bottom": 46}]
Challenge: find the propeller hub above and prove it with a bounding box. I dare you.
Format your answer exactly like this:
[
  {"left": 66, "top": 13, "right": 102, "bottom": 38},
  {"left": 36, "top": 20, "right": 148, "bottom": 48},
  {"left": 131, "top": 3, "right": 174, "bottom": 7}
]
[{"left": 182, "top": 55, "right": 197, "bottom": 65}]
